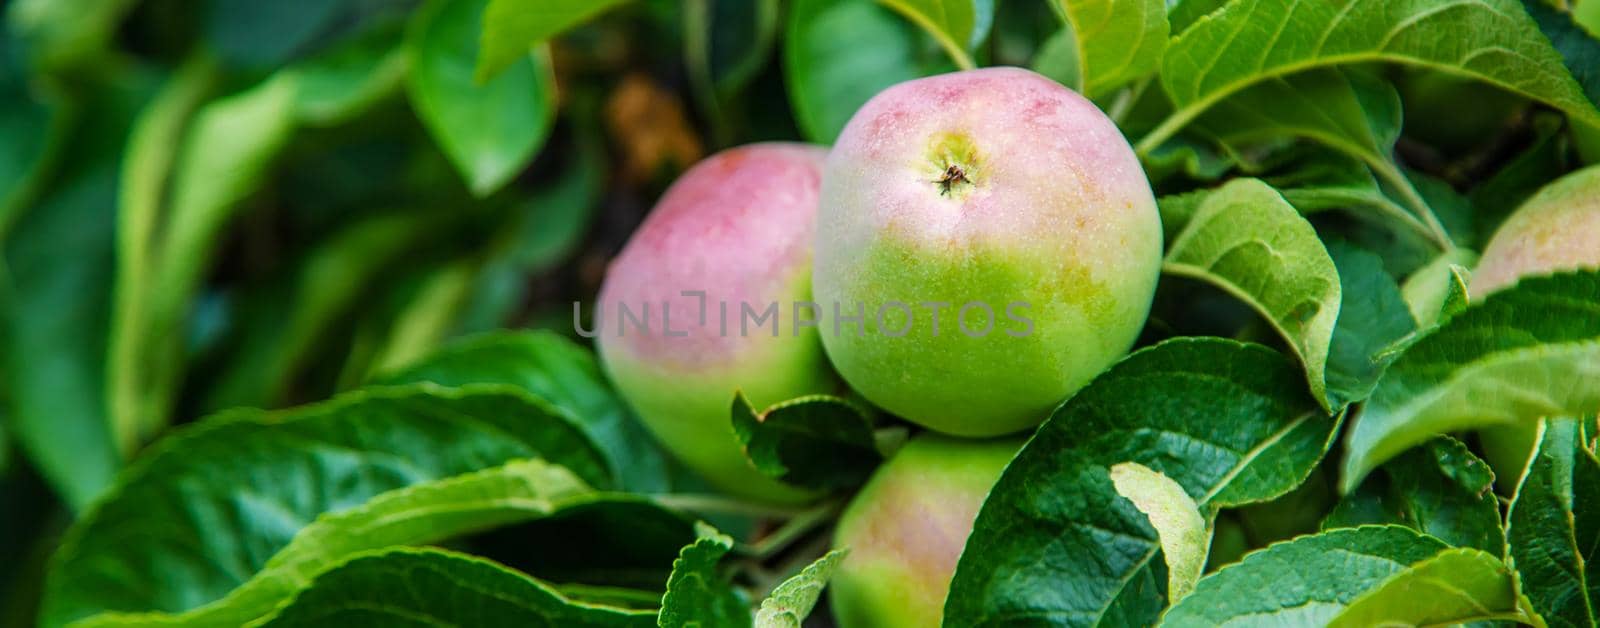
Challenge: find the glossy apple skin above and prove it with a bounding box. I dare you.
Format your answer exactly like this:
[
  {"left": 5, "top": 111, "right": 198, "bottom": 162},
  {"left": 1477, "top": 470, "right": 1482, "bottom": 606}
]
[
  {"left": 595, "top": 143, "right": 834, "bottom": 503},
  {"left": 1471, "top": 165, "right": 1600, "bottom": 489},
  {"left": 812, "top": 67, "right": 1162, "bottom": 437},
  {"left": 830, "top": 435, "right": 1020, "bottom": 628}
]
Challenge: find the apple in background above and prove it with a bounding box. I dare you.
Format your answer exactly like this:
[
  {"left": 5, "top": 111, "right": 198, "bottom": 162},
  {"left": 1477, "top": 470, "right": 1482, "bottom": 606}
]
[
  {"left": 813, "top": 67, "right": 1162, "bottom": 437},
  {"left": 830, "top": 435, "right": 1021, "bottom": 628},
  {"left": 595, "top": 143, "right": 834, "bottom": 503},
  {"left": 1471, "top": 164, "right": 1600, "bottom": 489}
]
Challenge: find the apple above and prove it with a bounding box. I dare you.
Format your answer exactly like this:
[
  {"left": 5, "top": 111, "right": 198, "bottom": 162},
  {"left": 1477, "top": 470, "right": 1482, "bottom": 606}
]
[
  {"left": 812, "top": 67, "right": 1162, "bottom": 437},
  {"left": 830, "top": 435, "right": 1020, "bottom": 628},
  {"left": 594, "top": 143, "right": 835, "bottom": 503},
  {"left": 1471, "top": 164, "right": 1600, "bottom": 488}
]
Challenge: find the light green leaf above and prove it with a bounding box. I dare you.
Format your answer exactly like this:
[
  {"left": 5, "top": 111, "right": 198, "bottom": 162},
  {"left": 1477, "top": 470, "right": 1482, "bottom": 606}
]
[
  {"left": 1052, "top": 0, "right": 1168, "bottom": 98},
  {"left": 41, "top": 385, "right": 613, "bottom": 627},
  {"left": 362, "top": 259, "right": 480, "bottom": 375},
  {"left": 1030, "top": 27, "right": 1081, "bottom": 91},
  {"left": 288, "top": 23, "right": 408, "bottom": 126},
  {"left": 377, "top": 330, "right": 675, "bottom": 493},
  {"left": 74, "top": 460, "right": 692, "bottom": 627},
  {"left": 110, "top": 60, "right": 299, "bottom": 454},
  {"left": 1107, "top": 462, "right": 1209, "bottom": 603},
  {"left": 408, "top": 0, "right": 556, "bottom": 196},
  {"left": 257, "top": 548, "right": 656, "bottom": 627},
  {"left": 945, "top": 338, "right": 1339, "bottom": 626},
  {"left": 1506, "top": 418, "right": 1600, "bottom": 627},
  {"left": 1400, "top": 250, "right": 1478, "bottom": 328},
  {"left": 659, "top": 523, "right": 750, "bottom": 628},
  {"left": 1159, "top": 526, "right": 1450, "bottom": 626},
  {"left": 877, "top": 0, "right": 991, "bottom": 69},
  {"left": 474, "top": 0, "right": 631, "bottom": 82},
  {"left": 731, "top": 392, "right": 880, "bottom": 491},
  {"left": 784, "top": 0, "right": 938, "bottom": 144},
  {"left": 1163, "top": 178, "right": 1342, "bottom": 411},
  {"left": 1340, "top": 270, "right": 1600, "bottom": 492},
  {"left": 1143, "top": 0, "right": 1600, "bottom": 155},
  {"left": 1324, "top": 436, "right": 1504, "bottom": 555},
  {"left": 1327, "top": 548, "right": 1531, "bottom": 627},
  {"left": 753, "top": 550, "right": 846, "bottom": 628}
]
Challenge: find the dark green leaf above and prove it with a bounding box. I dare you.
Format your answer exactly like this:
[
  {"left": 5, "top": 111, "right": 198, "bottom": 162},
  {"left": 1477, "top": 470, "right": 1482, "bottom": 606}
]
[
  {"left": 377, "top": 330, "right": 675, "bottom": 493},
  {"left": 408, "top": 0, "right": 556, "bottom": 196},
  {"left": 731, "top": 393, "right": 879, "bottom": 491},
  {"left": 1506, "top": 418, "right": 1600, "bottom": 627},
  {"left": 258, "top": 548, "right": 656, "bottom": 627},
  {"left": 1522, "top": 0, "right": 1600, "bottom": 106},
  {"left": 945, "top": 337, "right": 1338, "bottom": 626},
  {"left": 1323, "top": 241, "right": 1417, "bottom": 408},
  {"left": 1325, "top": 437, "right": 1503, "bottom": 555},
  {"left": 1340, "top": 270, "right": 1600, "bottom": 492},
  {"left": 0, "top": 139, "right": 121, "bottom": 511},
  {"left": 41, "top": 385, "right": 612, "bottom": 626},
  {"left": 659, "top": 524, "right": 751, "bottom": 628}
]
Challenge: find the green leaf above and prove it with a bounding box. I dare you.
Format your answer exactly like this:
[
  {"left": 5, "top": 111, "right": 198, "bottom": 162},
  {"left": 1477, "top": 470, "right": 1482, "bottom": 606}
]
[
  {"left": 1469, "top": 112, "right": 1570, "bottom": 247},
  {"left": 1195, "top": 68, "right": 1400, "bottom": 167},
  {"left": 1323, "top": 241, "right": 1417, "bottom": 408},
  {"left": 1399, "top": 249, "right": 1478, "bottom": 329},
  {"left": 288, "top": 22, "right": 409, "bottom": 126},
  {"left": 753, "top": 550, "right": 846, "bottom": 628},
  {"left": 1326, "top": 547, "right": 1531, "bottom": 627},
  {"left": 377, "top": 330, "right": 675, "bottom": 493},
  {"left": 1339, "top": 270, "right": 1600, "bottom": 492},
  {"left": 1051, "top": 0, "right": 1167, "bottom": 98},
  {"left": 1029, "top": 27, "right": 1081, "bottom": 91},
  {"left": 1158, "top": 525, "right": 1450, "bottom": 626},
  {"left": 784, "top": 0, "right": 937, "bottom": 143},
  {"left": 1506, "top": 418, "right": 1600, "bottom": 626},
  {"left": 75, "top": 460, "right": 693, "bottom": 627},
  {"left": 1521, "top": 0, "right": 1600, "bottom": 107},
  {"left": 1324, "top": 437, "right": 1503, "bottom": 555},
  {"left": 110, "top": 61, "right": 300, "bottom": 454},
  {"left": 257, "top": 548, "right": 656, "bottom": 627},
  {"left": 0, "top": 78, "right": 67, "bottom": 239},
  {"left": 201, "top": 213, "right": 439, "bottom": 412},
  {"left": 877, "top": 0, "right": 992, "bottom": 69},
  {"left": 474, "top": 0, "right": 631, "bottom": 82},
  {"left": 6, "top": 0, "right": 139, "bottom": 71},
  {"left": 1163, "top": 178, "right": 1342, "bottom": 411},
  {"left": 40, "top": 385, "right": 613, "bottom": 626},
  {"left": 731, "top": 393, "right": 880, "bottom": 491},
  {"left": 659, "top": 523, "right": 751, "bottom": 628},
  {"left": 1141, "top": 0, "right": 1600, "bottom": 154},
  {"left": 0, "top": 87, "right": 136, "bottom": 510},
  {"left": 408, "top": 0, "right": 556, "bottom": 196},
  {"left": 1107, "top": 462, "right": 1209, "bottom": 603},
  {"left": 944, "top": 337, "right": 1338, "bottom": 626}
]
